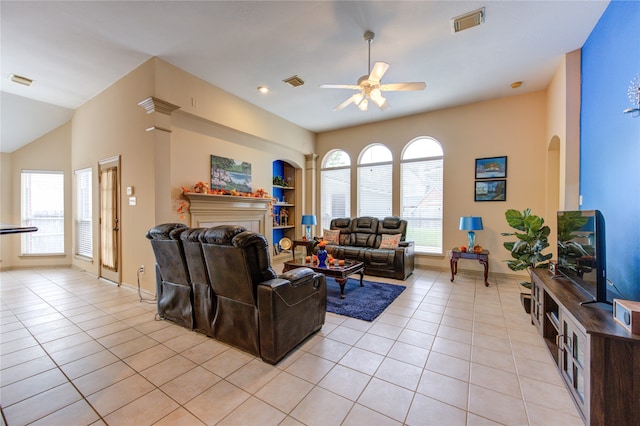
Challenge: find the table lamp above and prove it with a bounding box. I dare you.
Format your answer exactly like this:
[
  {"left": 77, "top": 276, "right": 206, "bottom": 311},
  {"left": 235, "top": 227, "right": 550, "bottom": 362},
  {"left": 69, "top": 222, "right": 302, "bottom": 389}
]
[
  {"left": 459, "top": 216, "right": 483, "bottom": 250},
  {"left": 301, "top": 215, "right": 317, "bottom": 240}
]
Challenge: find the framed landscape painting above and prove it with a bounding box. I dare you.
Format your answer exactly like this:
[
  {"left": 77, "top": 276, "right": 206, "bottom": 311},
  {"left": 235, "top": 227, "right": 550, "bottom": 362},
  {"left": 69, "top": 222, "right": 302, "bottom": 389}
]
[
  {"left": 475, "top": 179, "right": 507, "bottom": 201},
  {"left": 475, "top": 156, "right": 507, "bottom": 179},
  {"left": 210, "top": 155, "right": 252, "bottom": 193}
]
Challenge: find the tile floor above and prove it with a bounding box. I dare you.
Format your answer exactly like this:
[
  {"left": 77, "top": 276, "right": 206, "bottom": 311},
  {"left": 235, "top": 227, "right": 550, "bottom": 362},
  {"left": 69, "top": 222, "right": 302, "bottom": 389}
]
[{"left": 0, "top": 263, "right": 584, "bottom": 426}]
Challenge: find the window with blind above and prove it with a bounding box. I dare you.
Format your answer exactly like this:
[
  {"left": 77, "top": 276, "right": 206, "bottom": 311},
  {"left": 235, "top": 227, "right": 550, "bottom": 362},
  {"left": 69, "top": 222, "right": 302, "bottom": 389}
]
[
  {"left": 401, "top": 138, "right": 444, "bottom": 254},
  {"left": 358, "top": 144, "right": 392, "bottom": 219},
  {"left": 21, "top": 170, "right": 65, "bottom": 255},
  {"left": 75, "top": 168, "right": 92, "bottom": 259},
  {"left": 321, "top": 150, "right": 351, "bottom": 229}
]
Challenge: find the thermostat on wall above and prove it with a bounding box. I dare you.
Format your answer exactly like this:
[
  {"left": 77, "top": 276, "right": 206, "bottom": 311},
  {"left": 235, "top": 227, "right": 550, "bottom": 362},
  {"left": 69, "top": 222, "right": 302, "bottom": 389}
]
[{"left": 613, "top": 299, "right": 640, "bottom": 334}]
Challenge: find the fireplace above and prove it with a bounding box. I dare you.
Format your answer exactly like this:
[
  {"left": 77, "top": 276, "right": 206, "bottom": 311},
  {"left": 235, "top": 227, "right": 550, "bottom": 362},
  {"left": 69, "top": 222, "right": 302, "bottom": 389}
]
[{"left": 185, "top": 193, "right": 271, "bottom": 234}]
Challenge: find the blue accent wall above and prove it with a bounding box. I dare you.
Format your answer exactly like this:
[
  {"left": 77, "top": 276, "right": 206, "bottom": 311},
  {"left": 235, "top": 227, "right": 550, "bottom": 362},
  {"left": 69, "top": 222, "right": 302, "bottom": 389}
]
[{"left": 581, "top": 0, "right": 640, "bottom": 300}]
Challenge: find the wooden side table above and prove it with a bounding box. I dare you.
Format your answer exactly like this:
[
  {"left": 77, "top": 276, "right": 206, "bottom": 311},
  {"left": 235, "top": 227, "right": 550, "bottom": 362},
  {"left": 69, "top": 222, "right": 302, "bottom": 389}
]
[{"left": 450, "top": 248, "right": 490, "bottom": 286}]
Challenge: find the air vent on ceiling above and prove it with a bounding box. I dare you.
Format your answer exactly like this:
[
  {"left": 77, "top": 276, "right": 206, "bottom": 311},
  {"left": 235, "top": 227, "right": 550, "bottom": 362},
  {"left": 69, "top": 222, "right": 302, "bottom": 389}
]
[
  {"left": 452, "top": 7, "right": 485, "bottom": 33},
  {"left": 10, "top": 73, "right": 34, "bottom": 86},
  {"left": 283, "top": 75, "right": 305, "bottom": 87}
]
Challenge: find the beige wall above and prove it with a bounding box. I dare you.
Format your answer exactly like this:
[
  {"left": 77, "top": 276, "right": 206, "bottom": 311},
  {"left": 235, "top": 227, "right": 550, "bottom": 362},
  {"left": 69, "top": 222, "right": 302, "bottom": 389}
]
[
  {"left": 0, "top": 122, "right": 72, "bottom": 268},
  {"left": 317, "top": 91, "right": 548, "bottom": 277}
]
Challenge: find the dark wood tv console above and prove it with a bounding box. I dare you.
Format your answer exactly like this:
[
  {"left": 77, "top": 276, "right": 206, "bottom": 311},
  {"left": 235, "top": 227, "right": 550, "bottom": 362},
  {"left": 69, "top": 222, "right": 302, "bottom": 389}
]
[{"left": 529, "top": 268, "right": 640, "bottom": 425}]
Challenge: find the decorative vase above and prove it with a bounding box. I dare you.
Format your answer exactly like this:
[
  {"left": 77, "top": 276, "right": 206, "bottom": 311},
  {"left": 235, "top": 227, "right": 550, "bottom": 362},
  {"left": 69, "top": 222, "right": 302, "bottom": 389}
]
[{"left": 317, "top": 248, "right": 328, "bottom": 267}]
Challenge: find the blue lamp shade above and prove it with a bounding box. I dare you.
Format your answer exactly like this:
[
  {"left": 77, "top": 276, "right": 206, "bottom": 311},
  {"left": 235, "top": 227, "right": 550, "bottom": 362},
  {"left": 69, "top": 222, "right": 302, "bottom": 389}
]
[
  {"left": 301, "top": 215, "right": 317, "bottom": 240},
  {"left": 459, "top": 216, "right": 483, "bottom": 249}
]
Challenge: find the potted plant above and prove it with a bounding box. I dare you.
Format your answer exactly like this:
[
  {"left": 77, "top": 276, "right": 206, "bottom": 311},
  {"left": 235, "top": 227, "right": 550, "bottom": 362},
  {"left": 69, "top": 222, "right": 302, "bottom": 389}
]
[{"left": 501, "top": 208, "right": 552, "bottom": 313}]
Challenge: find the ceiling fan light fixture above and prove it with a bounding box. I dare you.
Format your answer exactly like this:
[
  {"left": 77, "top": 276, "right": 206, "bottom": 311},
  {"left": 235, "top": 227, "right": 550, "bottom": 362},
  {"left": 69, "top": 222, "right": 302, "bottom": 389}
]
[
  {"left": 358, "top": 98, "right": 369, "bottom": 111},
  {"left": 452, "top": 7, "right": 485, "bottom": 33}
]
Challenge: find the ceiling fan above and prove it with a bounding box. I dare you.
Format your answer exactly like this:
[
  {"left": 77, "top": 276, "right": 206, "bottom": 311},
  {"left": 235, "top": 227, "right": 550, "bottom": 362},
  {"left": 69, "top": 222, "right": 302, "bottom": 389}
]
[{"left": 321, "top": 30, "right": 426, "bottom": 111}]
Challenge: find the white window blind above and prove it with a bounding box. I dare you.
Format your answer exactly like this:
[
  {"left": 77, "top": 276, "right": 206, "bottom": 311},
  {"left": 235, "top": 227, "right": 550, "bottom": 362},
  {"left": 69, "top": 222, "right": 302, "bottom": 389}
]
[
  {"left": 21, "top": 170, "right": 64, "bottom": 255},
  {"left": 321, "top": 150, "right": 351, "bottom": 229},
  {"left": 401, "top": 138, "right": 444, "bottom": 254},
  {"left": 75, "top": 168, "right": 92, "bottom": 259},
  {"left": 358, "top": 144, "right": 392, "bottom": 219}
]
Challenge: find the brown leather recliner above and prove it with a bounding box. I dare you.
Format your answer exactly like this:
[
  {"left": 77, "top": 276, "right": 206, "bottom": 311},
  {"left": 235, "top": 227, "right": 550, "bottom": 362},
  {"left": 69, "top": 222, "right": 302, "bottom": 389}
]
[
  {"left": 145, "top": 223, "right": 194, "bottom": 329},
  {"left": 200, "top": 225, "right": 326, "bottom": 364},
  {"left": 180, "top": 227, "right": 215, "bottom": 336}
]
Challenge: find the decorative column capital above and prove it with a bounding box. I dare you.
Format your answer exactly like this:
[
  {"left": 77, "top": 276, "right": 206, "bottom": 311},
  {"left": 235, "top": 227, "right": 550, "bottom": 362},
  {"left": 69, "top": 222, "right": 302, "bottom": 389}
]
[{"left": 137, "top": 96, "right": 180, "bottom": 115}]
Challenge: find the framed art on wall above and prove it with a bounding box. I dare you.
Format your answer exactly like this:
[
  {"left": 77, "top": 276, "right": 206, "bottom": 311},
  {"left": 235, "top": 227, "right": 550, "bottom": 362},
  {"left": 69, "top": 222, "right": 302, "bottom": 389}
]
[
  {"left": 475, "top": 156, "right": 507, "bottom": 179},
  {"left": 475, "top": 179, "right": 507, "bottom": 201},
  {"left": 210, "top": 155, "right": 252, "bottom": 193}
]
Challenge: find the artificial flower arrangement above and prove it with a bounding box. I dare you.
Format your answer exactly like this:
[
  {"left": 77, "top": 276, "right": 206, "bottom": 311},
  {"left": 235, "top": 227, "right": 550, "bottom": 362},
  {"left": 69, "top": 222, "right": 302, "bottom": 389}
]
[{"left": 176, "top": 182, "right": 271, "bottom": 221}]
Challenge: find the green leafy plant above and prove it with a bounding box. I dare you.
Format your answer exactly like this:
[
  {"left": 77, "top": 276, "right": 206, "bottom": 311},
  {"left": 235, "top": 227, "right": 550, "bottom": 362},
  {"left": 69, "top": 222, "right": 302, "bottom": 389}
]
[{"left": 501, "top": 208, "right": 552, "bottom": 288}]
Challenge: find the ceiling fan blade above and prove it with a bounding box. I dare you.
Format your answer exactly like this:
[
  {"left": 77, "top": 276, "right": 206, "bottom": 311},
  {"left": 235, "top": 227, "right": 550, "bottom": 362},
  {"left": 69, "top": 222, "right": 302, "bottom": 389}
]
[
  {"left": 380, "top": 82, "right": 426, "bottom": 91},
  {"left": 321, "top": 84, "right": 360, "bottom": 90},
  {"left": 334, "top": 95, "right": 357, "bottom": 111},
  {"left": 368, "top": 62, "right": 389, "bottom": 83}
]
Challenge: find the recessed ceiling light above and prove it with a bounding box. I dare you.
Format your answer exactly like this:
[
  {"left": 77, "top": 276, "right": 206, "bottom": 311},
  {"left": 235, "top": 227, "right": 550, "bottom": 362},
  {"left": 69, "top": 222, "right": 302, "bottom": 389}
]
[
  {"left": 257, "top": 86, "right": 269, "bottom": 94},
  {"left": 511, "top": 81, "right": 523, "bottom": 89},
  {"left": 10, "top": 73, "right": 34, "bottom": 86}
]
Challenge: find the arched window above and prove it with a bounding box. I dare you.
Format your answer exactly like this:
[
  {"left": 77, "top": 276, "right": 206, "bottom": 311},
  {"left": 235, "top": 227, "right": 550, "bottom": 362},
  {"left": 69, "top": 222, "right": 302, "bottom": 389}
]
[
  {"left": 321, "top": 150, "right": 351, "bottom": 229},
  {"left": 401, "top": 137, "right": 443, "bottom": 254},
  {"left": 358, "top": 144, "right": 392, "bottom": 219}
]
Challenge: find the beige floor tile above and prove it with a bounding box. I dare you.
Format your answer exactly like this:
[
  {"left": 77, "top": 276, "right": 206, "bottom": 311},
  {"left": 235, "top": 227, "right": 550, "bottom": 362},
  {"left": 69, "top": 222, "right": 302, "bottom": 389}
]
[
  {"left": 338, "top": 347, "right": 384, "bottom": 376},
  {"left": 468, "top": 384, "right": 528, "bottom": 425},
  {"left": 153, "top": 407, "right": 207, "bottom": 426},
  {"left": 0, "top": 367, "right": 68, "bottom": 407},
  {"left": 40, "top": 330, "right": 94, "bottom": 354},
  {"left": 160, "top": 365, "right": 220, "bottom": 405},
  {"left": 358, "top": 377, "right": 414, "bottom": 422},
  {"left": 417, "top": 370, "right": 469, "bottom": 410},
  {"left": 0, "top": 335, "right": 38, "bottom": 356},
  {"left": 226, "top": 358, "right": 280, "bottom": 394},
  {"left": 140, "top": 354, "right": 197, "bottom": 387},
  {"left": 286, "top": 352, "right": 335, "bottom": 383},
  {"left": 180, "top": 338, "right": 229, "bottom": 364},
  {"left": 354, "top": 332, "right": 395, "bottom": 355},
  {"left": 201, "top": 347, "right": 254, "bottom": 378},
  {"left": 343, "top": 403, "right": 401, "bottom": 426},
  {"left": 48, "top": 339, "right": 105, "bottom": 365},
  {"left": 405, "top": 393, "right": 467, "bottom": 426},
  {"left": 96, "top": 327, "right": 144, "bottom": 348},
  {"left": 519, "top": 376, "right": 580, "bottom": 416},
  {"left": 123, "top": 344, "right": 177, "bottom": 372},
  {"left": 29, "top": 399, "right": 100, "bottom": 426},
  {"left": 2, "top": 382, "right": 83, "bottom": 425},
  {"left": 218, "top": 396, "right": 286, "bottom": 426},
  {"left": 374, "top": 357, "right": 422, "bottom": 390},
  {"left": 0, "top": 345, "right": 48, "bottom": 369},
  {"left": 425, "top": 350, "right": 470, "bottom": 381},
  {"left": 0, "top": 355, "right": 57, "bottom": 386},
  {"left": 326, "top": 324, "right": 365, "bottom": 345},
  {"left": 86, "top": 373, "right": 155, "bottom": 416},
  {"left": 436, "top": 324, "right": 472, "bottom": 344},
  {"left": 366, "top": 322, "right": 403, "bottom": 339},
  {"left": 73, "top": 360, "right": 137, "bottom": 396},
  {"left": 60, "top": 349, "right": 120, "bottom": 379},
  {"left": 162, "top": 330, "right": 208, "bottom": 353},
  {"left": 109, "top": 335, "right": 160, "bottom": 359},
  {"left": 525, "top": 400, "right": 584, "bottom": 426},
  {"left": 387, "top": 341, "right": 430, "bottom": 367},
  {"left": 255, "top": 371, "right": 314, "bottom": 412},
  {"left": 318, "top": 364, "right": 370, "bottom": 401},
  {"left": 104, "top": 389, "right": 179, "bottom": 426},
  {"left": 469, "top": 362, "right": 521, "bottom": 397},
  {"left": 513, "top": 356, "right": 564, "bottom": 386},
  {"left": 466, "top": 412, "right": 502, "bottom": 425},
  {"left": 307, "top": 336, "right": 351, "bottom": 362},
  {"left": 397, "top": 328, "right": 435, "bottom": 350},
  {"left": 290, "top": 386, "right": 354, "bottom": 426},
  {"left": 184, "top": 380, "right": 250, "bottom": 425},
  {"left": 470, "top": 345, "right": 517, "bottom": 373},
  {"left": 471, "top": 332, "right": 512, "bottom": 353}
]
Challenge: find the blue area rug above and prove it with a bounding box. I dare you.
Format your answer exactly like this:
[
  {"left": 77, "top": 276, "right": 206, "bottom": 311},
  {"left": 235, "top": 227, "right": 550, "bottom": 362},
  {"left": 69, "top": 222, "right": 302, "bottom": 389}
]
[{"left": 325, "top": 277, "right": 406, "bottom": 322}]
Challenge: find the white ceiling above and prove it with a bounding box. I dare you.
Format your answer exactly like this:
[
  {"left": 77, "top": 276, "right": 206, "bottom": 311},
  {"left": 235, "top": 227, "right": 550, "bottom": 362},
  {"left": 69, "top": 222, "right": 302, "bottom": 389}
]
[{"left": 0, "top": 1, "right": 609, "bottom": 153}]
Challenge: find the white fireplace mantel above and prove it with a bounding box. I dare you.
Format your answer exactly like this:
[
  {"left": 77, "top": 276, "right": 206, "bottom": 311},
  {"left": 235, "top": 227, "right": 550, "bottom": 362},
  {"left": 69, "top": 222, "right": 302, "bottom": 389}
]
[{"left": 185, "top": 193, "right": 272, "bottom": 235}]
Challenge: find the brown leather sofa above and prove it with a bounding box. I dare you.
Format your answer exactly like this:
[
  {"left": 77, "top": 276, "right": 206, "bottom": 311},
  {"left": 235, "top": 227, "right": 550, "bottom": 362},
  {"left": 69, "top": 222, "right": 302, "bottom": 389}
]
[
  {"left": 146, "top": 224, "right": 326, "bottom": 364},
  {"left": 325, "top": 216, "right": 414, "bottom": 280}
]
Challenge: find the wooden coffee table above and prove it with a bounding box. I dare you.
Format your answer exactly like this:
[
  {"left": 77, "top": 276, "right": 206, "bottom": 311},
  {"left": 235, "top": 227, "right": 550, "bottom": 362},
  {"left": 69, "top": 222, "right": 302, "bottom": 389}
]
[{"left": 283, "top": 258, "right": 364, "bottom": 299}]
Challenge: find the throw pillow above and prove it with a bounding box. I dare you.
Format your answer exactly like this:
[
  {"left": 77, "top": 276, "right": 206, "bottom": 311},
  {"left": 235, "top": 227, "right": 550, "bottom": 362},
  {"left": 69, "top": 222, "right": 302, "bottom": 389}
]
[
  {"left": 379, "top": 233, "right": 401, "bottom": 249},
  {"left": 323, "top": 229, "right": 340, "bottom": 245}
]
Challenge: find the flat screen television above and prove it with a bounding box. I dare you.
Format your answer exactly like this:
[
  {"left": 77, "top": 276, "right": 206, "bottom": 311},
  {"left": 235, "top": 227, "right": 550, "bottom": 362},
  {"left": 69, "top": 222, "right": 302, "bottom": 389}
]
[{"left": 557, "top": 210, "right": 609, "bottom": 305}]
